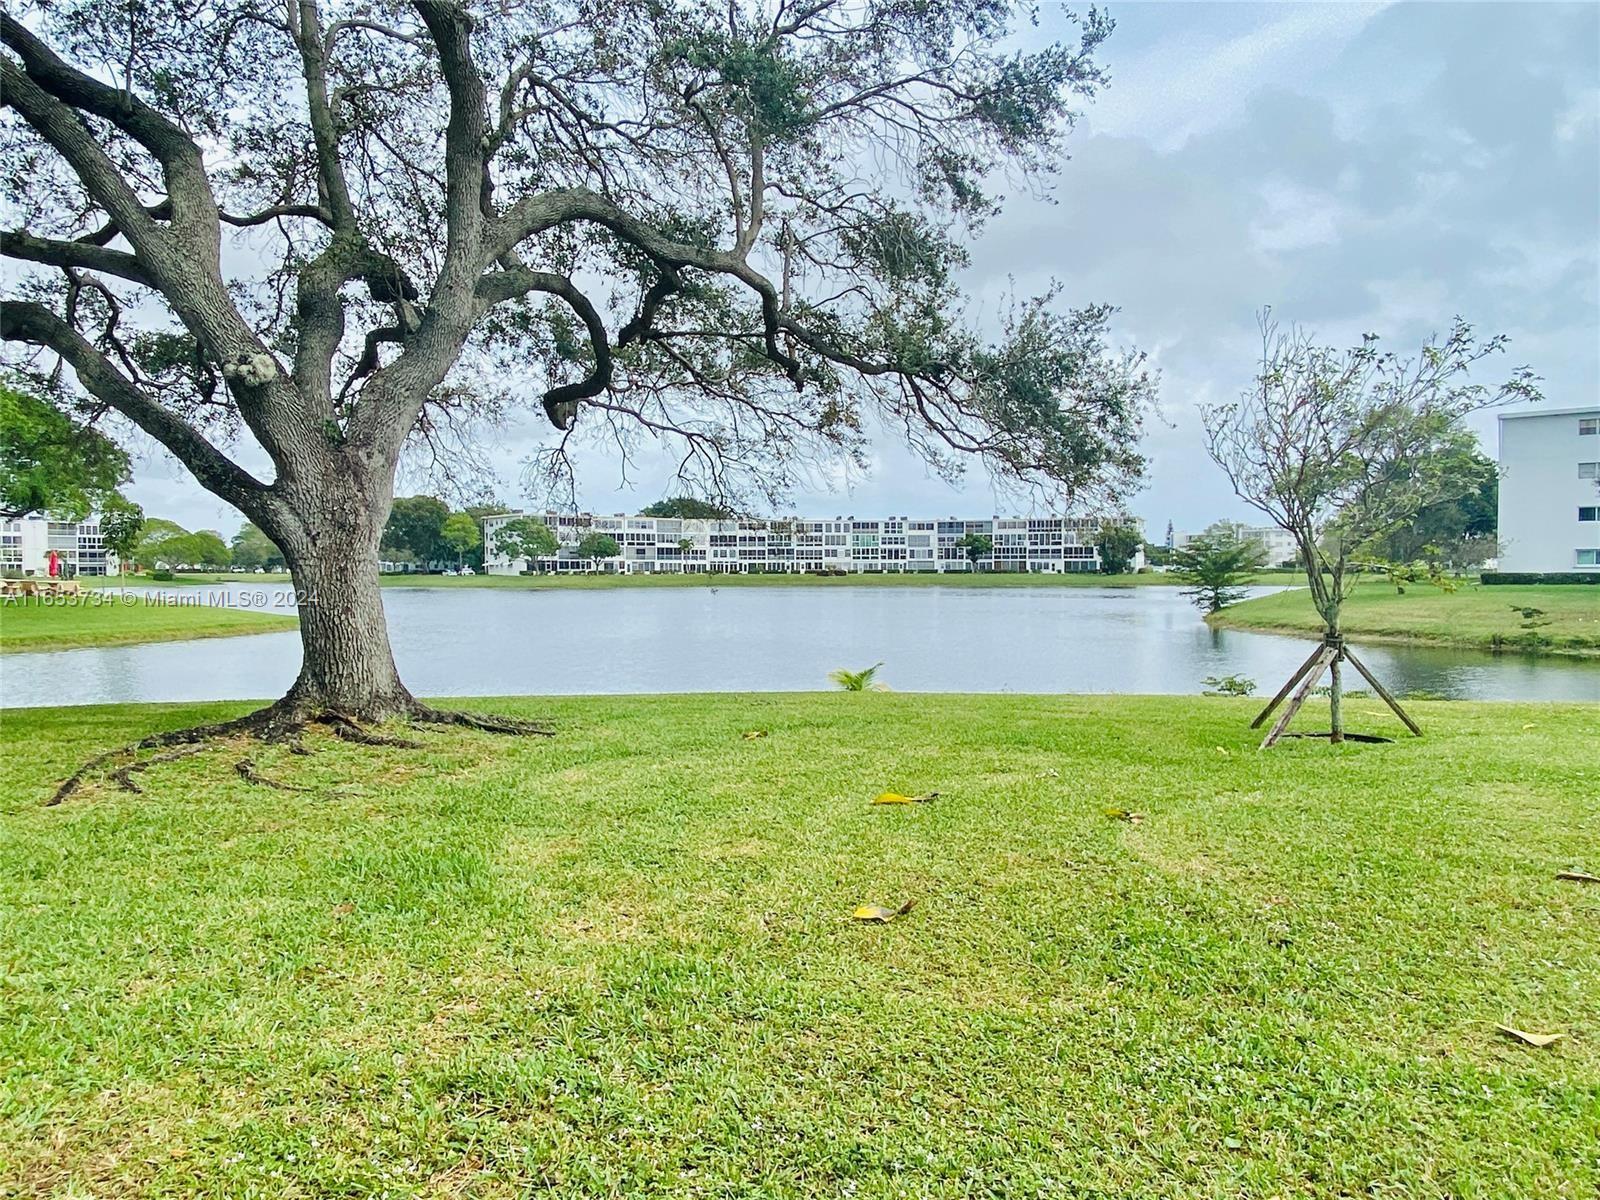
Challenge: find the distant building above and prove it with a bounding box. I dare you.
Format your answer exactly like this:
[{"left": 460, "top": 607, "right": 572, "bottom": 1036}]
[
  {"left": 1173, "top": 521, "right": 1298, "bottom": 568},
  {"left": 0, "top": 515, "right": 117, "bottom": 576},
  {"left": 1497, "top": 406, "right": 1600, "bottom": 573},
  {"left": 482, "top": 512, "right": 1145, "bottom": 575}
]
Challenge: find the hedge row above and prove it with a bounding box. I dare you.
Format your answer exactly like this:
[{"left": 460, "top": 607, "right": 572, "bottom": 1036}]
[{"left": 1480, "top": 571, "right": 1600, "bottom": 585}]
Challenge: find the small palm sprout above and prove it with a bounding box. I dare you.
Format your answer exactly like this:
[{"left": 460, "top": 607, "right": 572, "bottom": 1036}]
[{"left": 830, "top": 663, "right": 888, "bottom": 692}]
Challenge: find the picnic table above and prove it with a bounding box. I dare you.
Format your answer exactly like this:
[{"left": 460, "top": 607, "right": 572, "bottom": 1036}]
[{"left": 0, "top": 578, "right": 83, "bottom": 599}]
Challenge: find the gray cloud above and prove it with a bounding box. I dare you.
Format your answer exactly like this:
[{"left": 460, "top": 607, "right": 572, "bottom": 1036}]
[{"left": 127, "top": 1, "right": 1598, "bottom": 534}]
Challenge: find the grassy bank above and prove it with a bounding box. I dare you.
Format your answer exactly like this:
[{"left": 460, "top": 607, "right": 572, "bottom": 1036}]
[
  {"left": 0, "top": 595, "right": 296, "bottom": 654},
  {"left": 2, "top": 694, "right": 1595, "bottom": 1197},
  {"left": 1211, "top": 580, "right": 1600, "bottom": 658},
  {"left": 89, "top": 568, "right": 1297, "bottom": 590}
]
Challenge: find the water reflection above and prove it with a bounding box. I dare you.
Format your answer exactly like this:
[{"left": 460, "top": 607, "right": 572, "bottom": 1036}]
[{"left": 1, "top": 583, "right": 1594, "bottom": 707}]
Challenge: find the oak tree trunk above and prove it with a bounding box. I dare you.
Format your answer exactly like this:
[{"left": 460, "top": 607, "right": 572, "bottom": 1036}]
[{"left": 273, "top": 472, "right": 413, "bottom": 720}]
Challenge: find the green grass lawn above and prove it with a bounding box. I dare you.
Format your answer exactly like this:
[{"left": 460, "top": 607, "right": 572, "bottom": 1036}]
[
  {"left": 2, "top": 694, "right": 1595, "bottom": 1197},
  {"left": 0, "top": 595, "right": 297, "bottom": 653},
  {"left": 1212, "top": 580, "right": 1600, "bottom": 658}
]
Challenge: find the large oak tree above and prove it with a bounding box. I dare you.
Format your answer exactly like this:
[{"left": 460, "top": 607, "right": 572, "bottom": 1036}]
[{"left": 3, "top": 0, "right": 1151, "bottom": 726}]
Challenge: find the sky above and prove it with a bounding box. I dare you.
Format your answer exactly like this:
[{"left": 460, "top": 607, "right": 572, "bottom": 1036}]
[{"left": 125, "top": 1, "right": 1600, "bottom": 540}]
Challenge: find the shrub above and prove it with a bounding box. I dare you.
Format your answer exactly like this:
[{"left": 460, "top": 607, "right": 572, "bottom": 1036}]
[{"left": 1481, "top": 572, "right": 1598, "bottom": 585}]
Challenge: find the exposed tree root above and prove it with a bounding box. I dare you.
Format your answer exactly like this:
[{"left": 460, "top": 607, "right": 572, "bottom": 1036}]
[
  {"left": 411, "top": 703, "right": 554, "bottom": 736},
  {"left": 234, "top": 757, "right": 312, "bottom": 791},
  {"left": 50, "top": 703, "right": 305, "bottom": 805},
  {"left": 46, "top": 697, "right": 553, "bottom": 805},
  {"left": 108, "top": 744, "right": 210, "bottom": 795},
  {"left": 315, "top": 711, "right": 423, "bottom": 749}
]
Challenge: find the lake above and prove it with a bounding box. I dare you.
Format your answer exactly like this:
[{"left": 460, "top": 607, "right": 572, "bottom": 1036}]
[{"left": 1, "top": 583, "right": 1595, "bottom": 707}]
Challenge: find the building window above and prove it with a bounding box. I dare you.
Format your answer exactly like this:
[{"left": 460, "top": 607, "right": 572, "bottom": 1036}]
[
  {"left": 1581, "top": 463, "right": 1600, "bottom": 480},
  {"left": 1578, "top": 549, "right": 1600, "bottom": 567},
  {"left": 1581, "top": 507, "right": 1600, "bottom": 522},
  {"left": 1581, "top": 418, "right": 1599, "bottom": 435}
]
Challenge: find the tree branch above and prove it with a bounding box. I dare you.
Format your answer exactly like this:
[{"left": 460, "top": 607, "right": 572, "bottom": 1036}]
[
  {"left": 2, "top": 230, "right": 154, "bottom": 286},
  {"left": 1, "top": 300, "right": 271, "bottom": 511},
  {"left": 473, "top": 267, "right": 613, "bottom": 427}
]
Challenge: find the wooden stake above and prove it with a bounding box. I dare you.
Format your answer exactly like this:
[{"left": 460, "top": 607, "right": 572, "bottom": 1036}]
[
  {"left": 1260, "top": 642, "right": 1339, "bottom": 749},
  {"left": 1343, "top": 646, "right": 1423, "bottom": 737},
  {"left": 1251, "top": 642, "right": 1329, "bottom": 729}
]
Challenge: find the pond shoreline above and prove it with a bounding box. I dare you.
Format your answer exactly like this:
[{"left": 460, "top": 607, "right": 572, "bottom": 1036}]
[
  {"left": 1210, "top": 581, "right": 1599, "bottom": 661},
  {"left": 1207, "top": 614, "right": 1600, "bottom": 660}
]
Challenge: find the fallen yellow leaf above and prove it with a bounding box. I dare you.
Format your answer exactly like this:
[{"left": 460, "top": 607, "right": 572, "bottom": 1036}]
[
  {"left": 1496, "top": 1024, "right": 1564, "bottom": 1048},
  {"left": 853, "top": 899, "right": 916, "bottom": 923}
]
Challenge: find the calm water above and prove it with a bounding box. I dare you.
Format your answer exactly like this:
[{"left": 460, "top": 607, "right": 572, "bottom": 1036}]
[{"left": 1, "top": 583, "right": 1595, "bottom": 707}]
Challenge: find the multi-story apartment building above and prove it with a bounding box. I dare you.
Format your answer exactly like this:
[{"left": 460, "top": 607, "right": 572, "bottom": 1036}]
[
  {"left": 0, "top": 515, "right": 116, "bottom": 576},
  {"left": 1173, "top": 521, "right": 1299, "bottom": 568},
  {"left": 1497, "top": 406, "right": 1600, "bottom": 573},
  {"left": 482, "top": 511, "right": 1144, "bottom": 575}
]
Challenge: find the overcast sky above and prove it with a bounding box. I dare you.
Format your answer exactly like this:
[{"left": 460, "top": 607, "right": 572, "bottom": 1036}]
[{"left": 128, "top": 0, "right": 1600, "bottom": 539}]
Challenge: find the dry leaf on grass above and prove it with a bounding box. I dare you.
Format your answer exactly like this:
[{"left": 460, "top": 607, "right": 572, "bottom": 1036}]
[
  {"left": 1104, "top": 807, "right": 1146, "bottom": 824},
  {"left": 1556, "top": 870, "right": 1600, "bottom": 884},
  {"left": 853, "top": 899, "right": 916, "bottom": 923},
  {"left": 1496, "top": 1024, "right": 1564, "bottom": 1048},
  {"left": 872, "top": 791, "right": 938, "bottom": 805}
]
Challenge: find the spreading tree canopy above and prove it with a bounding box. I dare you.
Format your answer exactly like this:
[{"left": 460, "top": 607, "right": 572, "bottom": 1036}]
[
  {"left": 2, "top": 0, "right": 1153, "bottom": 723},
  {"left": 0, "top": 380, "right": 130, "bottom": 519},
  {"left": 491, "top": 515, "right": 558, "bottom": 566},
  {"left": 231, "top": 522, "right": 288, "bottom": 571},
  {"left": 575, "top": 531, "right": 622, "bottom": 562},
  {"left": 1093, "top": 521, "right": 1141, "bottom": 574},
  {"left": 639, "top": 498, "right": 734, "bottom": 520}
]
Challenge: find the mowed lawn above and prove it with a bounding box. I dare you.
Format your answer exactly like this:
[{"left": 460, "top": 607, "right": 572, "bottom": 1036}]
[
  {"left": 1212, "top": 581, "right": 1600, "bottom": 657},
  {"left": 1, "top": 694, "right": 1595, "bottom": 1197},
  {"left": 0, "top": 597, "right": 296, "bottom": 653}
]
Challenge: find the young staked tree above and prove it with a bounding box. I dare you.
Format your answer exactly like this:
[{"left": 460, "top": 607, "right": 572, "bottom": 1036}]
[
  {"left": 1202, "top": 312, "right": 1539, "bottom": 744},
  {"left": 2, "top": 0, "right": 1152, "bottom": 743}
]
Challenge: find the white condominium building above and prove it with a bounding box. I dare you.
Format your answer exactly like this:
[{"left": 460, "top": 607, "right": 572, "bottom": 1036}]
[
  {"left": 482, "top": 512, "right": 1144, "bottom": 575},
  {"left": 1496, "top": 406, "right": 1600, "bottom": 573},
  {"left": 0, "top": 515, "right": 117, "bottom": 577},
  {"left": 1173, "top": 521, "right": 1299, "bottom": 568}
]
